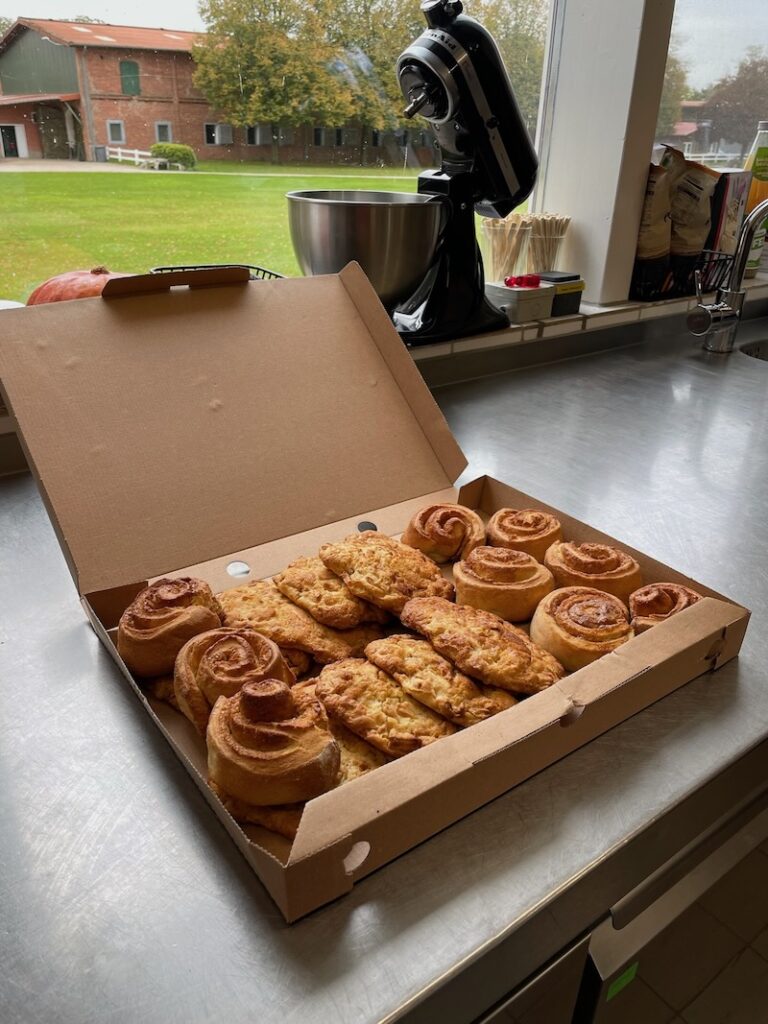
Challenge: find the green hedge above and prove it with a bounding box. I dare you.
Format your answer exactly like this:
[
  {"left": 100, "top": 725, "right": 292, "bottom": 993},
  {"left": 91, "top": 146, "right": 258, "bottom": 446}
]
[{"left": 149, "top": 143, "right": 197, "bottom": 169}]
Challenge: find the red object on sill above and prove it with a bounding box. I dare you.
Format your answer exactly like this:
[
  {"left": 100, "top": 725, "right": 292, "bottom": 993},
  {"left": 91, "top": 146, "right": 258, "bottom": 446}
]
[{"left": 504, "top": 274, "right": 541, "bottom": 288}]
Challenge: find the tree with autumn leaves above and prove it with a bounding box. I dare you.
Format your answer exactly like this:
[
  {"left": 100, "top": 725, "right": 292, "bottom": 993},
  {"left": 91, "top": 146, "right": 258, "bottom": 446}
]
[
  {"left": 708, "top": 48, "right": 768, "bottom": 158},
  {"left": 193, "top": 0, "right": 550, "bottom": 162},
  {"left": 194, "top": 0, "right": 357, "bottom": 162}
]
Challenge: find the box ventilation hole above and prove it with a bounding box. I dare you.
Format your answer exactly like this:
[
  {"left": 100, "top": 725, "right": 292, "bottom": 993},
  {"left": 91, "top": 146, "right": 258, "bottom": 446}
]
[
  {"left": 343, "top": 840, "right": 371, "bottom": 875},
  {"left": 357, "top": 521, "right": 378, "bottom": 532},
  {"left": 226, "top": 560, "right": 251, "bottom": 577}
]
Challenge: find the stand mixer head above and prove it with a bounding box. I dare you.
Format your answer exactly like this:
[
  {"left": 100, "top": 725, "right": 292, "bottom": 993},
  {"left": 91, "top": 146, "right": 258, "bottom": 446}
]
[{"left": 393, "top": 0, "right": 538, "bottom": 344}]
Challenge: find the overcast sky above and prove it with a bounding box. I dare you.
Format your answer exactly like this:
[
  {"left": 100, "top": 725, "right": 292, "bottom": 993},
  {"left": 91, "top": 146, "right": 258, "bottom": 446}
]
[{"left": 1, "top": 0, "right": 765, "bottom": 90}]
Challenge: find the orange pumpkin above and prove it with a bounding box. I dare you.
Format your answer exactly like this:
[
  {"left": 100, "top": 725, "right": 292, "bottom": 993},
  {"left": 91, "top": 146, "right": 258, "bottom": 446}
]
[{"left": 27, "top": 266, "right": 130, "bottom": 305}]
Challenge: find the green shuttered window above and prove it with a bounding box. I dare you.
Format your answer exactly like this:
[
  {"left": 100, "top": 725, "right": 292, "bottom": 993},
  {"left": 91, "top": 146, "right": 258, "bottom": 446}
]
[{"left": 119, "top": 60, "right": 140, "bottom": 96}]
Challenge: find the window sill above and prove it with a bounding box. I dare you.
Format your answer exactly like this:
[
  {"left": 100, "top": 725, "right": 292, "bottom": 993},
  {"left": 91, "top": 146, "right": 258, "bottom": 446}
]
[{"left": 410, "top": 274, "right": 768, "bottom": 362}]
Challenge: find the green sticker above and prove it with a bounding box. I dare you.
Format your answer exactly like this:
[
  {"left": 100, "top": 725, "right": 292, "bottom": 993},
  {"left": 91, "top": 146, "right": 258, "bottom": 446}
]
[{"left": 606, "top": 961, "right": 639, "bottom": 1002}]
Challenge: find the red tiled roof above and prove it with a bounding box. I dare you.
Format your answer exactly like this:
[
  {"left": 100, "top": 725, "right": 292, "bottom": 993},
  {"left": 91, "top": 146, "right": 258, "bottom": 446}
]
[
  {"left": 15, "top": 19, "right": 202, "bottom": 52},
  {"left": 0, "top": 92, "right": 79, "bottom": 105},
  {"left": 673, "top": 121, "right": 700, "bottom": 137}
]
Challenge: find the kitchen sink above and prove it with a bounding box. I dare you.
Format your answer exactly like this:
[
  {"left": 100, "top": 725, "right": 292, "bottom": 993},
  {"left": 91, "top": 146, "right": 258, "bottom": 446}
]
[{"left": 740, "top": 341, "right": 768, "bottom": 361}]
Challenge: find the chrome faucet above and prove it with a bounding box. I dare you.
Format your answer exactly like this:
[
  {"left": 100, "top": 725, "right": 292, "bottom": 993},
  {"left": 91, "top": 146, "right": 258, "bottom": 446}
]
[{"left": 688, "top": 196, "right": 768, "bottom": 352}]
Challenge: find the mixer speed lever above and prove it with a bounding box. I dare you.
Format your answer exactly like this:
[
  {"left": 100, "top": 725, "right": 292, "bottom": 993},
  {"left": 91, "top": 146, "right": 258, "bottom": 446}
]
[{"left": 404, "top": 90, "right": 430, "bottom": 118}]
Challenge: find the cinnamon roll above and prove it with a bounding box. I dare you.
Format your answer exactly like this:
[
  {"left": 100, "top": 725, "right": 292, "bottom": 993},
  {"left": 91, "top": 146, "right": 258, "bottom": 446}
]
[
  {"left": 402, "top": 503, "right": 486, "bottom": 563},
  {"left": 629, "top": 582, "right": 702, "bottom": 633},
  {"left": 530, "top": 587, "right": 634, "bottom": 671},
  {"left": 544, "top": 541, "right": 642, "bottom": 604},
  {"left": 210, "top": 682, "right": 388, "bottom": 840},
  {"left": 487, "top": 508, "right": 562, "bottom": 562},
  {"left": 453, "top": 546, "right": 554, "bottom": 622},
  {"left": 118, "top": 577, "right": 223, "bottom": 677},
  {"left": 207, "top": 679, "right": 340, "bottom": 806},
  {"left": 175, "top": 628, "right": 295, "bottom": 735}
]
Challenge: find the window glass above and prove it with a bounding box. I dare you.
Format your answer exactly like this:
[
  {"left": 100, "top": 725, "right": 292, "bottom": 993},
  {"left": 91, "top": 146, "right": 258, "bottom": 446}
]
[
  {"left": 107, "top": 120, "right": 125, "bottom": 144},
  {"left": 655, "top": 0, "right": 768, "bottom": 166},
  {"left": 1, "top": 1, "right": 554, "bottom": 301},
  {"left": 213, "top": 123, "right": 233, "bottom": 145},
  {"left": 119, "top": 60, "right": 140, "bottom": 97}
]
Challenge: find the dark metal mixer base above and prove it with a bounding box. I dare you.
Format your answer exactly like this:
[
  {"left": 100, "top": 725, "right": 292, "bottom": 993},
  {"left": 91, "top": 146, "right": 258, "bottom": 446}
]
[
  {"left": 393, "top": 0, "right": 538, "bottom": 346},
  {"left": 392, "top": 169, "right": 508, "bottom": 344}
]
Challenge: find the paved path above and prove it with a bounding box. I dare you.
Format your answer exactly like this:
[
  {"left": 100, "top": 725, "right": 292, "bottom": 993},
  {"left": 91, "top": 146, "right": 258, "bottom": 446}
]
[{"left": 0, "top": 158, "right": 167, "bottom": 173}]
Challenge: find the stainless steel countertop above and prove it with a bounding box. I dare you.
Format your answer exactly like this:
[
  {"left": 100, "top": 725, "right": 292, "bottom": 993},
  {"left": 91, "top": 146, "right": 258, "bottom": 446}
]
[{"left": 2, "top": 321, "right": 768, "bottom": 1024}]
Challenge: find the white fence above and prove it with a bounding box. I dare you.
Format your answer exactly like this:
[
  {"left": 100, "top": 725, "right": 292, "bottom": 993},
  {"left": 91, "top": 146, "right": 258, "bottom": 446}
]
[
  {"left": 106, "top": 146, "right": 152, "bottom": 165},
  {"left": 683, "top": 149, "right": 743, "bottom": 168},
  {"left": 105, "top": 146, "right": 186, "bottom": 170}
]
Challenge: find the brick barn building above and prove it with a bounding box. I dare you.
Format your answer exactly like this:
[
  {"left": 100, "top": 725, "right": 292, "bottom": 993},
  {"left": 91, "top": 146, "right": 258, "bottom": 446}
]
[
  {"left": 0, "top": 19, "right": 257, "bottom": 161},
  {"left": 0, "top": 18, "right": 433, "bottom": 165}
]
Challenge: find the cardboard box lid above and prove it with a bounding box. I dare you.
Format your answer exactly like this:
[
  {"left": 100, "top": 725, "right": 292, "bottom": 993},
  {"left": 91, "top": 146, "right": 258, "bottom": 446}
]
[{"left": 0, "top": 264, "right": 466, "bottom": 594}]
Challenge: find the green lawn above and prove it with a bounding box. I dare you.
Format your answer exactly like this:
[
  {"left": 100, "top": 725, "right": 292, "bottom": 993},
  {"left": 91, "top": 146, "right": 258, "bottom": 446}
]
[{"left": 0, "top": 167, "right": 419, "bottom": 303}]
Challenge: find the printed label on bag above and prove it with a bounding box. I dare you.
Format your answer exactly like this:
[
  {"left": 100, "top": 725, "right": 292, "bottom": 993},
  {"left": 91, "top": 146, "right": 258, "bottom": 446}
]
[{"left": 752, "top": 147, "right": 768, "bottom": 181}]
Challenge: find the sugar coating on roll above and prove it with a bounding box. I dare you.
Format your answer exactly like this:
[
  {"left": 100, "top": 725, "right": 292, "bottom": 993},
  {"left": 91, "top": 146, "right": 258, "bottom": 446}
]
[
  {"left": 629, "top": 582, "right": 702, "bottom": 633},
  {"left": 401, "top": 503, "right": 486, "bottom": 563},
  {"left": 453, "top": 546, "right": 554, "bottom": 622},
  {"left": 174, "top": 627, "right": 295, "bottom": 735},
  {"left": 207, "top": 679, "right": 340, "bottom": 806},
  {"left": 118, "top": 577, "right": 223, "bottom": 678},
  {"left": 487, "top": 508, "right": 562, "bottom": 562},
  {"left": 544, "top": 541, "right": 642, "bottom": 605},
  {"left": 530, "top": 587, "right": 634, "bottom": 671}
]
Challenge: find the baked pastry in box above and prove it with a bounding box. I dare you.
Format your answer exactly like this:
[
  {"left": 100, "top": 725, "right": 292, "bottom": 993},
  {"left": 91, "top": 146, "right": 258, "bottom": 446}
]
[{"left": 0, "top": 265, "right": 748, "bottom": 923}]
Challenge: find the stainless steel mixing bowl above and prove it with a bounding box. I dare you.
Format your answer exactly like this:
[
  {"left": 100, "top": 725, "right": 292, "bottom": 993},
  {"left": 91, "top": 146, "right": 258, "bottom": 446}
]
[{"left": 286, "top": 190, "right": 445, "bottom": 307}]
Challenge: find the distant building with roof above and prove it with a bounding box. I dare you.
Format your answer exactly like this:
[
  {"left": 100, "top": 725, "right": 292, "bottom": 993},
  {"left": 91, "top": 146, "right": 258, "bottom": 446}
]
[
  {"left": 655, "top": 97, "right": 742, "bottom": 165},
  {"left": 0, "top": 19, "right": 214, "bottom": 160},
  {"left": 0, "top": 18, "right": 432, "bottom": 164}
]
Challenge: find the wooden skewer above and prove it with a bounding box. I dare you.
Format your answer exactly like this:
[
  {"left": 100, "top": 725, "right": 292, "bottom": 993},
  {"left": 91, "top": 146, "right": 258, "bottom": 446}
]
[{"left": 480, "top": 212, "right": 571, "bottom": 278}]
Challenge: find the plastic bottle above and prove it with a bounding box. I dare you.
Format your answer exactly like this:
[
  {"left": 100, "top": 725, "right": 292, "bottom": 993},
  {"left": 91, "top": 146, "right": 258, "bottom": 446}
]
[{"left": 743, "top": 121, "right": 768, "bottom": 277}]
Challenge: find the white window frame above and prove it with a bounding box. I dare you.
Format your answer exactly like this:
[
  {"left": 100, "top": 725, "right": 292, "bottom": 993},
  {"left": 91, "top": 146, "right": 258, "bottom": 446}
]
[
  {"left": 155, "top": 121, "right": 172, "bottom": 143},
  {"left": 106, "top": 120, "right": 125, "bottom": 145},
  {"left": 0, "top": 123, "right": 29, "bottom": 158},
  {"left": 533, "top": 0, "right": 675, "bottom": 304},
  {"left": 203, "top": 123, "right": 233, "bottom": 145}
]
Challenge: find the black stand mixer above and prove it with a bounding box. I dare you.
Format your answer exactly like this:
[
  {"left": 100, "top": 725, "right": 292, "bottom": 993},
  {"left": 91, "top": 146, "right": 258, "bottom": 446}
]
[{"left": 392, "top": 0, "right": 538, "bottom": 345}]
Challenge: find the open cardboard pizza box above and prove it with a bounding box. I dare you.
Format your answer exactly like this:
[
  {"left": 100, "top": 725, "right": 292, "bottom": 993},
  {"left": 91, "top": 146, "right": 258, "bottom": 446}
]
[{"left": 0, "top": 264, "right": 749, "bottom": 921}]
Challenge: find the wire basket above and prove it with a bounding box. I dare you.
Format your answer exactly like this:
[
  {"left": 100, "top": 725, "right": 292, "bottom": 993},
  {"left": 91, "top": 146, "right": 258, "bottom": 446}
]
[
  {"left": 150, "top": 263, "right": 284, "bottom": 280},
  {"left": 630, "top": 250, "right": 734, "bottom": 303}
]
